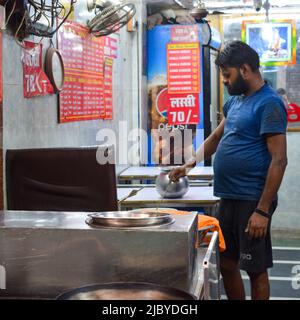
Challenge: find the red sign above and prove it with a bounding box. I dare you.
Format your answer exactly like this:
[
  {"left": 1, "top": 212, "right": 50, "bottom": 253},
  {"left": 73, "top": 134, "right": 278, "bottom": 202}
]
[
  {"left": 58, "top": 21, "right": 118, "bottom": 123},
  {"left": 58, "top": 21, "right": 105, "bottom": 122},
  {"left": 171, "top": 26, "right": 199, "bottom": 42},
  {"left": 22, "top": 41, "right": 54, "bottom": 98},
  {"left": 167, "top": 42, "right": 201, "bottom": 94},
  {"left": 0, "top": 32, "right": 2, "bottom": 104},
  {"left": 103, "top": 57, "right": 114, "bottom": 120},
  {"left": 157, "top": 88, "right": 199, "bottom": 125},
  {"left": 287, "top": 103, "right": 300, "bottom": 123},
  {"left": 104, "top": 36, "right": 118, "bottom": 59}
]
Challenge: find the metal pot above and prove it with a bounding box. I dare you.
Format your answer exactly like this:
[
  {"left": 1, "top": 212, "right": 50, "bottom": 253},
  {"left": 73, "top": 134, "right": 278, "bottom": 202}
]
[
  {"left": 155, "top": 167, "right": 189, "bottom": 198},
  {"left": 56, "top": 282, "right": 196, "bottom": 300}
]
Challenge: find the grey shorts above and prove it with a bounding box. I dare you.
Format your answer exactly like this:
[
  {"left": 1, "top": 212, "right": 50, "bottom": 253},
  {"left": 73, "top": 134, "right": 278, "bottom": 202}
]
[{"left": 217, "top": 198, "right": 277, "bottom": 273}]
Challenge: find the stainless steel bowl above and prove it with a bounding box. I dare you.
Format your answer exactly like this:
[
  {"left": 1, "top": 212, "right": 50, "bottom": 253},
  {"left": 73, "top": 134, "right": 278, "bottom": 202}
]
[{"left": 155, "top": 167, "right": 189, "bottom": 198}]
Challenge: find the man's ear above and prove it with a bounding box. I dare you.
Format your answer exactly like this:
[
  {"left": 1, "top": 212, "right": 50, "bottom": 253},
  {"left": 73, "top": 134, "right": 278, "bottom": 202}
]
[{"left": 239, "top": 64, "right": 252, "bottom": 79}]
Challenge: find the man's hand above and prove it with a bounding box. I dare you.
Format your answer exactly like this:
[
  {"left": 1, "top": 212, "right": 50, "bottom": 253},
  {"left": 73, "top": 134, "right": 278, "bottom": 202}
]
[
  {"left": 169, "top": 166, "right": 187, "bottom": 182},
  {"left": 168, "top": 119, "right": 226, "bottom": 183},
  {"left": 245, "top": 212, "right": 269, "bottom": 239}
]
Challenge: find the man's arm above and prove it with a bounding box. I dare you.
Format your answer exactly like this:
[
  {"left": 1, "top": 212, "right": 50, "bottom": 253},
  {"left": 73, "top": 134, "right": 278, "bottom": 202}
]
[
  {"left": 246, "top": 133, "right": 287, "bottom": 239},
  {"left": 170, "top": 118, "right": 225, "bottom": 181},
  {"left": 257, "top": 133, "right": 287, "bottom": 212}
]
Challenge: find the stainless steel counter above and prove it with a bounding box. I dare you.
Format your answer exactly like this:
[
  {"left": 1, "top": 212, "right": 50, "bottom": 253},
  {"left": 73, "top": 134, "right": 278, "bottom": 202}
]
[{"left": 0, "top": 210, "right": 203, "bottom": 299}]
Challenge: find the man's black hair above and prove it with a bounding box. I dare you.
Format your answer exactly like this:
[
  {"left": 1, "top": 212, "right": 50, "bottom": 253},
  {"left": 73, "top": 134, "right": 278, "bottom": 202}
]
[{"left": 215, "top": 41, "right": 260, "bottom": 71}]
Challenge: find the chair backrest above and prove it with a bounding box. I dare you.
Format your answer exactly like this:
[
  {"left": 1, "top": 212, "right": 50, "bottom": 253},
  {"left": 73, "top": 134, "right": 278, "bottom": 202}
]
[{"left": 6, "top": 146, "right": 118, "bottom": 212}]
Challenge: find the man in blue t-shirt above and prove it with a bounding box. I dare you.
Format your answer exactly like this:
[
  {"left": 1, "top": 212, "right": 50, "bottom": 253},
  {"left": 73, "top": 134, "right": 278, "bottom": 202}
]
[{"left": 170, "top": 41, "right": 287, "bottom": 300}]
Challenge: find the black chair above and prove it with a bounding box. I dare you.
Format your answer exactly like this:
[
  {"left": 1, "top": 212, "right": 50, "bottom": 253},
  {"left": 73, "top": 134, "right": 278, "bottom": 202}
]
[{"left": 6, "top": 146, "right": 117, "bottom": 212}]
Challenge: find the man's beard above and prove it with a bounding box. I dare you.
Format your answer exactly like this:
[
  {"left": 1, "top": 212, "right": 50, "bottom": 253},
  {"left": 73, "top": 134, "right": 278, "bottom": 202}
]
[{"left": 226, "top": 72, "right": 249, "bottom": 96}]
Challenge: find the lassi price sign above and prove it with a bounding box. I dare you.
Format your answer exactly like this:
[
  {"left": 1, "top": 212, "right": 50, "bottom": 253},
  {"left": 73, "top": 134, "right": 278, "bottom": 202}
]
[
  {"left": 168, "top": 93, "right": 199, "bottom": 125},
  {"left": 157, "top": 88, "right": 199, "bottom": 125}
]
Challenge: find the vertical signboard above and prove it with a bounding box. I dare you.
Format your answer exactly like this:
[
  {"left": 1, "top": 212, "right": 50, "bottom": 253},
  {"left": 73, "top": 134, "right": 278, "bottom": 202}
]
[
  {"left": 147, "top": 25, "right": 204, "bottom": 165},
  {"left": 0, "top": 32, "right": 3, "bottom": 209},
  {"left": 103, "top": 57, "right": 114, "bottom": 120},
  {"left": 166, "top": 41, "right": 200, "bottom": 125}
]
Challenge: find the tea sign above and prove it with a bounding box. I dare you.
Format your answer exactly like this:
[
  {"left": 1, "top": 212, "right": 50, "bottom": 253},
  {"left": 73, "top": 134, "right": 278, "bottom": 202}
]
[{"left": 22, "top": 41, "right": 54, "bottom": 98}]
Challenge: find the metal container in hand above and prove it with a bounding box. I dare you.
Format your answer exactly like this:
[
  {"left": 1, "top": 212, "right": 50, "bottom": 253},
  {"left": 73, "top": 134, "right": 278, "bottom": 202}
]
[{"left": 155, "top": 167, "right": 189, "bottom": 198}]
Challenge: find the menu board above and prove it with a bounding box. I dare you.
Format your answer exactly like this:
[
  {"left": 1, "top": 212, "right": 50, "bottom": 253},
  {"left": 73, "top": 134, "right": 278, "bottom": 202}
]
[
  {"left": 103, "top": 57, "right": 113, "bottom": 119},
  {"left": 167, "top": 42, "right": 201, "bottom": 94},
  {"left": 104, "top": 37, "right": 118, "bottom": 59},
  {"left": 58, "top": 21, "right": 117, "bottom": 123}
]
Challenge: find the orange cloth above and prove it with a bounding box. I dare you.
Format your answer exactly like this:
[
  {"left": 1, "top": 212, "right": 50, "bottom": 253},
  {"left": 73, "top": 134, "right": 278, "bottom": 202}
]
[
  {"left": 136, "top": 208, "right": 226, "bottom": 252},
  {"left": 169, "top": 211, "right": 226, "bottom": 252},
  {"left": 197, "top": 214, "right": 226, "bottom": 252}
]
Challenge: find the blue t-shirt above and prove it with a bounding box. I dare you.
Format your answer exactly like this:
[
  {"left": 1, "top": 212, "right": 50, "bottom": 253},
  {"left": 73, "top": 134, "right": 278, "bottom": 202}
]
[{"left": 213, "top": 84, "right": 287, "bottom": 201}]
